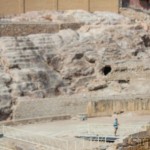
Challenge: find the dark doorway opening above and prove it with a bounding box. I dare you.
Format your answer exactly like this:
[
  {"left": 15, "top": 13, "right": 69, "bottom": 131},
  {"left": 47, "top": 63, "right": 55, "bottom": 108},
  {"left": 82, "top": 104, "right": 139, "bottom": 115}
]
[{"left": 102, "top": 65, "right": 112, "bottom": 76}]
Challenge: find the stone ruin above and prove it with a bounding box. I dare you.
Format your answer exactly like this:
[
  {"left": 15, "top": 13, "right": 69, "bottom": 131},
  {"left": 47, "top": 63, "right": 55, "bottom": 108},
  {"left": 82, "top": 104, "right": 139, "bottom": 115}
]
[
  {"left": 0, "top": 9, "right": 149, "bottom": 123},
  {"left": 109, "top": 127, "right": 150, "bottom": 150}
]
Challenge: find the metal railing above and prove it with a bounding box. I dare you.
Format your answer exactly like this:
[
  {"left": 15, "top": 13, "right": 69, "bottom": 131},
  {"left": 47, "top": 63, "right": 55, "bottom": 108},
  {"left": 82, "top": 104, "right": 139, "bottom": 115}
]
[
  {"left": 0, "top": 122, "right": 148, "bottom": 150},
  {"left": 0, "top": 125, "right": 112, "bottom": 150},
  {"left": 2, "top": 126, "right": 63, "bottom": 150}
]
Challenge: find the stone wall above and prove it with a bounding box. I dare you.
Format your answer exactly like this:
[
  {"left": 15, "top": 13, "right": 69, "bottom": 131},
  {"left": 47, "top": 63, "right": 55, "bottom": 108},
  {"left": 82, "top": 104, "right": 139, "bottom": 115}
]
[
  {"left": 87, "top": 98, "right": 150, "bottom": 117},
  {"left": 13, "top": 94, "right": 150, "bottom": 120},
  {"left": 0, "top": 22, "right": 83, "bottom": 36},
  {"left": 13, "top": 96, "right": 89, "bottom": 120},
  {"left": 0, "top": 0, "right": 119, "bottom": 15}
]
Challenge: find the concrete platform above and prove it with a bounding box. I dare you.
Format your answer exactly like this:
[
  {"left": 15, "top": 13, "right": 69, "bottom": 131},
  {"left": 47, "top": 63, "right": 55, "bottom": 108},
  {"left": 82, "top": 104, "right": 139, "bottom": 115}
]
[
  {"left": 1, "top": 114, "right": 149, "bottom": 150},
  {"left": 12, "top": 114, "right": 149, "bottom": 139}
]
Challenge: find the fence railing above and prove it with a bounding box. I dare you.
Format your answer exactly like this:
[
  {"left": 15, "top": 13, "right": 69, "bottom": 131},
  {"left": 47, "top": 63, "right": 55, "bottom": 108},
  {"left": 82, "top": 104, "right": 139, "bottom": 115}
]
[
  {"left": 0, "top": 122, "right": 148, "bottom": 150},
  {"left": 2, "top": 126, "right": 63, "bottom": 150},
  {"left": 0, "top": 125, "right": 114, "bottom": 150}
]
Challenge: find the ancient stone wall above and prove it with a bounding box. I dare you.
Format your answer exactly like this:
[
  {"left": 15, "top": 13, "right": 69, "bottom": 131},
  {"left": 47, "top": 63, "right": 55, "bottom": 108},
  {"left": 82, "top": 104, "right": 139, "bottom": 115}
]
[
  {"left": 87, "top": 98, "right": 150, "bottom": 117},
  {"left": 0, "top": 11, "right": 149, "bottom": 121},
  {"left": 0, "top": 0, "right": 119, "bottom": 16},
  {"left": 13, "top": 95, "right": 150, "bottom": 120},
  {"left": 0, "top": 22, "right": 83, "bottom": 36},
  {"left": 13, "top": 96, "right": 88, "bottom": 120}
]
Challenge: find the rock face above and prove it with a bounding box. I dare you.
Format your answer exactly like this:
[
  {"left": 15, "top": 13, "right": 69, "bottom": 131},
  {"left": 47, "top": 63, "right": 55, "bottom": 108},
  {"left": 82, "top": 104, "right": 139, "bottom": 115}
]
[
  {"left": 0, "top": 65, "right": 12, "bottom": 120},
  {"left": 0, "top": 10, "right": 150, "bottom": 120},
  {"left": 4, "top": 10, "right": 128, "bottom": 25}
]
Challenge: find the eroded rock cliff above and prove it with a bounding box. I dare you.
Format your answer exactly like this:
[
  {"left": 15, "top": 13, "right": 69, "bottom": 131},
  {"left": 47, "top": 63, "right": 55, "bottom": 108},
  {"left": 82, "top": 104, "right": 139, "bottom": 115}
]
[{"left": 0, "top": 10, "right": 150, "bottom": 120}]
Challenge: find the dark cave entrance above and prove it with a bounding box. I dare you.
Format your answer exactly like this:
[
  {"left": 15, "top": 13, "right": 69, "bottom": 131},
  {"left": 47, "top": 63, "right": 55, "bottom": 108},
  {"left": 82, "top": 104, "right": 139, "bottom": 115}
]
[{"left": 102, "top": 65, "right": 112, "bottom": 75}]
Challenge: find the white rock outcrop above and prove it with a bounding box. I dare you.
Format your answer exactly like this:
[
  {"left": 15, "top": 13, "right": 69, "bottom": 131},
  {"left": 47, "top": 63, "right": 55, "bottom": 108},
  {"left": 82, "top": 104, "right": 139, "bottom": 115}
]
[{"left": 0, "top": 10, "right": 150, "bottom": 120}]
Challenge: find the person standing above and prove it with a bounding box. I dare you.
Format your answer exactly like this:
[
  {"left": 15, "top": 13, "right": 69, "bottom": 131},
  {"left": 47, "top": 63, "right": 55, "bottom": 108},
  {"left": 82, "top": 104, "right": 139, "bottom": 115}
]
[{"left": 113, "top": 118, "right": 119, "bottom": 136}]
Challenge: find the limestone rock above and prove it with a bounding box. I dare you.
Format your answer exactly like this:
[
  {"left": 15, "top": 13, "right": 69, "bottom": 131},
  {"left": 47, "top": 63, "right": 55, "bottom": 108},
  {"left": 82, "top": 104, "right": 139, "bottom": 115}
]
[
  {"left": 5, "top": 10, "right": 128, "bottom": 25},
  {"left": 88, "top": 81, "right": 107, "bottom": 91},
  {"left": 85, "top": 51, "right": 97, "bottom": 63},
  {"left": 0, "top": 65, "right": 12, "bottom": 120},
  {"left": 0, "top": 10, "right": 150, "bottom": 120}
]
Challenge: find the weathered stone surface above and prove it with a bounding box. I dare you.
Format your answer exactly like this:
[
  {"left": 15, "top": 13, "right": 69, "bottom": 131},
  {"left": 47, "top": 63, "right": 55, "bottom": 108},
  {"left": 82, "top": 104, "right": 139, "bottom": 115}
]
[
  {"left": 0, "top": 66, "right": 12, "bottom": 120},
  {"left": 88, "top": 80, "right": 107, "bottom": 91},
  {"left": 85, "top": 51, "right": 97, "bottom": 63},
  {"left": 0, "top": 22, "right": 84, "bottom": 36},
  {"left": 114, "top": 130, "right": 150, "bottom": 150},
  {"left": 0, "top": 10, "right": 150, "bottom": 120},
  {"left": 4, "top": 10, "right": 128, "bottom": 25}
]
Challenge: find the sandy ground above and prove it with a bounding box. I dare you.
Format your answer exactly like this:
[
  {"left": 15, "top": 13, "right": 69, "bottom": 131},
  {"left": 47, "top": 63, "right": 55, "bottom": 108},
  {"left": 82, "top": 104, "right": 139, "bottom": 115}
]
[
  {"left": 1, "top": 113, "right": 148, "bottom": 150},
  {"left": 15, "top": 113, "right": 150, "bottom": 136}
]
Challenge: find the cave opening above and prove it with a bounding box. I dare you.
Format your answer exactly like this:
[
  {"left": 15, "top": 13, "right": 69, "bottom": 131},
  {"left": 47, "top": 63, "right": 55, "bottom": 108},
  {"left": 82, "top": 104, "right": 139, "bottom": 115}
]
[{"left": 102, "top": 65, "right": 111, "bottom": 75}]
